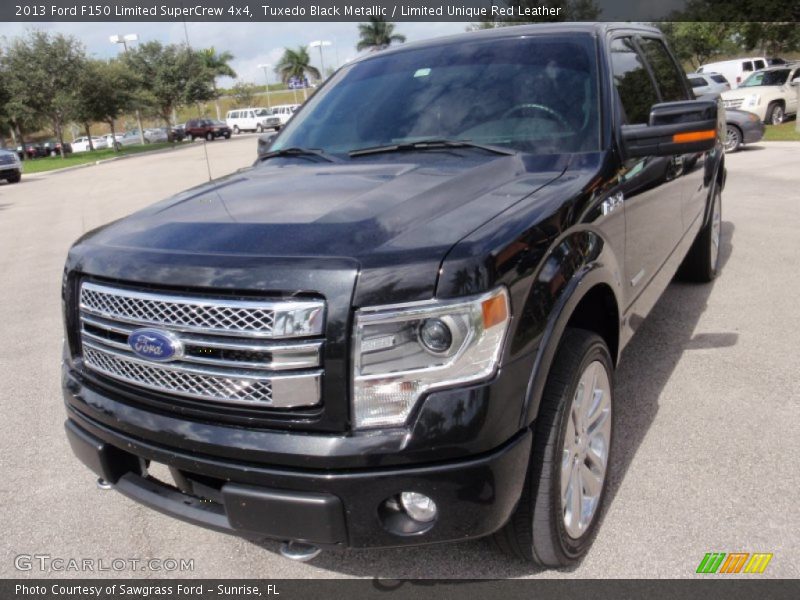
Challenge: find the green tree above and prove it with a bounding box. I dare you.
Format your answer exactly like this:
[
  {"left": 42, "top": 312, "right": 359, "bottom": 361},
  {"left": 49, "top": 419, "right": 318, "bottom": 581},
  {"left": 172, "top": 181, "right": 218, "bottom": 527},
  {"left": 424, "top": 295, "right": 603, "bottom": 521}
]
[
  {"left": 356, "top": 17, "right": 406, "bottom": 52},
  {"left": 72, "top": 59, "right": 139, "bottom": 152},
  {"left": 230, "top": 81, "right": 258, "bottom": 108},
  {"left": 275, "top": 46, "right": 320, "bottom": 100},
  {"left": 124, "top": 41, "right": 215, "bottom": 137},
  {"left": 275, "top": 46, "right": 321, "bottom": 83},
  {"left": 656, "top": 22, "right": 740, "bottom": 69},
  {"left": 200, "top": 47, "right": 236, "bottom": 120},
  {"left": 2, "top": 30, "right": 86, "bottom": 158}
]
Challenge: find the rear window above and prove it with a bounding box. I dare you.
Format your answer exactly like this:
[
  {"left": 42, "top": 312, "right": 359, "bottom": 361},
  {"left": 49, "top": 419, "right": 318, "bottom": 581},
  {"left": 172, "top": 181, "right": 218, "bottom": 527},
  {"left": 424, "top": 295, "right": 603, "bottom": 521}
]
[
  {"left": 688, "top": 76, "right": 706, "bottom": 88},
  {"left": 710, "top": 74, "right": 728, "bottom": 84},
  {"left": 742, "top": 61, "right": 753, "bottom": 72}
]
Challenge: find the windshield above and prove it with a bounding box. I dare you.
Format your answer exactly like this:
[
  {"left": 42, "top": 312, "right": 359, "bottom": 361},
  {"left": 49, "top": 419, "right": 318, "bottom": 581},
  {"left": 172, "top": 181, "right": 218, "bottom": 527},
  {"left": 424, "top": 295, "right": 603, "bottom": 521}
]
[
  {"left": 273, "top": 34, "right": 600, "bottom": 156},
  {"left": 740, "top": 69, "right": 791, "bottom": 87}
]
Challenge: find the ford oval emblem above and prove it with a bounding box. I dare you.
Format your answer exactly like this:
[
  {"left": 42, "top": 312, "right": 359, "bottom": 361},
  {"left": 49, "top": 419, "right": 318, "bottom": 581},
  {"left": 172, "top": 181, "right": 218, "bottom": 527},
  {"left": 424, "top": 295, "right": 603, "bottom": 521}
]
[{"left": 128, "top": 329, "right": 183, "bottom": 362}]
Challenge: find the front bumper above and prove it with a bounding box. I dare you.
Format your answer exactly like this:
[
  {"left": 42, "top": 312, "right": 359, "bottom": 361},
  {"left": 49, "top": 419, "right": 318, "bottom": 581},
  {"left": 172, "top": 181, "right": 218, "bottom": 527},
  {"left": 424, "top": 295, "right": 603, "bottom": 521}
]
[{"left": 65, "top": 413, "right": 531, "bottom": 548}]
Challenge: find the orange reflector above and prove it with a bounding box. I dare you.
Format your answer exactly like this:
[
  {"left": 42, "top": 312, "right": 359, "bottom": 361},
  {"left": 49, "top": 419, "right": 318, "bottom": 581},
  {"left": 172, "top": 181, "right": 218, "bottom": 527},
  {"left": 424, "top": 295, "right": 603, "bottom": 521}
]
[
  {"left": 673, "top": 130, "right": 716, "bottom": 143},
  {"left": 482, "top": 294, "right": 508, "bottom": 329}
]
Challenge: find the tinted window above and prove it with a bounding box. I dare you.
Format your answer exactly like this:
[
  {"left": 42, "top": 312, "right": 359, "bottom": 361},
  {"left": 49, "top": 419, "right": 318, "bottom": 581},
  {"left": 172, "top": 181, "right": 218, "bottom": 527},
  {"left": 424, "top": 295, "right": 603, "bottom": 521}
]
[
  {"left": 275, "top": 35, "right": 601, "bottom": 155},
  {"left": 688, "top": 76, "right": 706, "bottom": 88},
  {"left": 740, "top": 69, "right": 791, "bottom": 87},
  {"left": 610, "top": 37, "right": 659, "bottom": 125},
  {"left": 638, "top": 37, "right": 687, "bottom": 102},
  {"left": 743, "top": 61, "right": 753, "bottom": 72},
  {"left": 710, "top": 74, "right": 728, "bottom": 84},
  {"left": 754, "top": 60, "right": 765, "bottom": 70}
]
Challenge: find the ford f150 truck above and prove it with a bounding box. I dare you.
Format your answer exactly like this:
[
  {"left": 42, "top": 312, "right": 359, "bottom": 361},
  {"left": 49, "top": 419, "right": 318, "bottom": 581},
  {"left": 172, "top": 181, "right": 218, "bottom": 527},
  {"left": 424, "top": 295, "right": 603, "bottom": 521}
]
[{"left": 62, "top": 23, "right": 725, "bottom": 567}]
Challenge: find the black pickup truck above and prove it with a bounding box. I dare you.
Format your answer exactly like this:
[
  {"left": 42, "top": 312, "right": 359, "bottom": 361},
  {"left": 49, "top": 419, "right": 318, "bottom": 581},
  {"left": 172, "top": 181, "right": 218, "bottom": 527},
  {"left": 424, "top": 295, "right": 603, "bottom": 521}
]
[{"left": 62, "top": 23, "right": 725, "bottom": 567}]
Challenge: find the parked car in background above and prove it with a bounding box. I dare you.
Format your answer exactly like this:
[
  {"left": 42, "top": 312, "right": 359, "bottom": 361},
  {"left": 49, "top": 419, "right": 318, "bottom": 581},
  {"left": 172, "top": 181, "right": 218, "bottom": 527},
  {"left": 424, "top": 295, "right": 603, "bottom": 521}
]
[
  {"left": 117, "top": 131, "right": 143, "bottom": 147},
  {"left": 721, "top": 63, "right": 800, "bottom": 124},
  {"left": 687, "top": 72, "right": 730, "bottom": 97},
  {"left": 226, "top": 108, "right": 282, "bottom": 133},
  {"left": 143, "top": 128, "right": 169, "bottom": 143},
  {"left": 268, "top": 104, "right": 300, "bottom": 128},
  {"left": 101, "top": 134, "right": 123, "bottom": 150},
  {"left": 724, "top": 109, "right": 765, "bottom": 152},
  {"left": 697, "top": 57, "right": 767, "bottom": 88},
  {"left": 767, "top": 57, "right": 787, "bottom": 66},
  {"left": 185, "top": 118, "right": 232, "bottom": 140},
  {"left": 171, "top": 124, "right": 187, "bottom": 142},
  {"left": 72, "top": 136, "right": 108, "bottom": 153},
  {"left": 42, "top": 140, "right": 73, "bottom": 156},
  {"left": 16, "top": 143, "right": 46, "bottom": 160},
  {"left": 0, "top": 148, "right": 22, "bottom": 183}
]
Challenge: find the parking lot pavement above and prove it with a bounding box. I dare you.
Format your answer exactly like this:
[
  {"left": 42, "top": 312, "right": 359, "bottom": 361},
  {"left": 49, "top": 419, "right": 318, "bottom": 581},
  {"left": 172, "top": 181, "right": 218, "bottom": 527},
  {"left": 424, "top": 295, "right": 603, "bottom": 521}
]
[{"left": 0, "top": 139, "right": 798, "bottom": 579}]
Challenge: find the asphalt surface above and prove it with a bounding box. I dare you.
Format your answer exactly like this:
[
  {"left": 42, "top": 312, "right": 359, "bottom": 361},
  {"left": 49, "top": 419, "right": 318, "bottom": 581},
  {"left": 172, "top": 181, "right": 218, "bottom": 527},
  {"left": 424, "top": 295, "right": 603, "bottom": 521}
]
[{"left": 1, "top": 136, "right": 798, "bottom": 579}]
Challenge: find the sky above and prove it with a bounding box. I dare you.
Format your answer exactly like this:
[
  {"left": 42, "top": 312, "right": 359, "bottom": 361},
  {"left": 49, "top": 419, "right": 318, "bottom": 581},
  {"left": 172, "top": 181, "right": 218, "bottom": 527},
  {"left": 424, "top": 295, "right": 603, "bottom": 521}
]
[{"left": 0, "top": 21, "right": 470, "bottom": 86}]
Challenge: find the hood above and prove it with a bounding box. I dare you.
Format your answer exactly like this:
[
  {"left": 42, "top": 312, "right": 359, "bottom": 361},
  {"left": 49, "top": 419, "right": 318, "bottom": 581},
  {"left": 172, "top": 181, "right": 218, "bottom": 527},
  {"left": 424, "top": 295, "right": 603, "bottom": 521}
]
[{"left": 72, "top": 153, "right": 569, "bottom": 303}]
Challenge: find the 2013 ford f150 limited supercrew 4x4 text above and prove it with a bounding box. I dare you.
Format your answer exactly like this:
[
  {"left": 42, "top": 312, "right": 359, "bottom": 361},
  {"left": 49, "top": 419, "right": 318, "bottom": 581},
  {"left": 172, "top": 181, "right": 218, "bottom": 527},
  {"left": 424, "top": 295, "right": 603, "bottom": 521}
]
[{"left": 61, "top": 23, "right": 725, "bottom": 567}]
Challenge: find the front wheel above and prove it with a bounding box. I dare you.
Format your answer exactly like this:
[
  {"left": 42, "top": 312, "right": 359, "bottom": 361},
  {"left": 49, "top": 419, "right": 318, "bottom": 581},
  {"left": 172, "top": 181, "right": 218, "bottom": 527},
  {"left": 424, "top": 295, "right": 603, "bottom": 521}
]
[
  {"left": 677, "top": 187, "right": 722, "bottom": 282},
  {"left": 494, "top": 328, "right": 613, "bottom": 567},
  {"left": 724, "top": 124, "right": 742, "bottom": 153},
  {"left": 5, "top": 172, "right": 21, "bottom": 184},
  {"left": 256, "top": 124, "right": 263, "bottom": 133},
  {"left": 205, "top": 132, "right": 214, "bottom": 141},
  {"left": 766, "top": 102, "right": 784, "bottom": 125}
]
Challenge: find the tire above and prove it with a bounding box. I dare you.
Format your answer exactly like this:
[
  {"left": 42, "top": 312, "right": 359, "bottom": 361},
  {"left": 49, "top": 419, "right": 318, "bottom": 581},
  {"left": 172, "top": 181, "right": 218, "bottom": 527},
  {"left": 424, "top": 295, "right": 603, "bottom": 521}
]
[
  {"left": 256, "top": 124, "right": 263, "bottom": 133},
  {"left": 724, "top": 124, "right": 742, "bottom": 153},
  {"left": 224, "top": 132, "right": 231, "bottom": 139},
  {"left": 678, "top": 186, "right": 722, "bottom": 282},
  {"left": 6, "top": 172, "right": 21, "bottom": 184},
  {"left": 233, "top": 126, "right": 240, "bottom": 134},
  {"left": 190, "top": 134, "right": 196, "bottom": 141},
  {"left": 205, "top": 132, "right": 214, "bottom": 141},
  {"left": 766, "top": 102, "right": 784, "bottom": 125},
  {"left": 493, "top": 328, "right": 614, "bottom": 567}
]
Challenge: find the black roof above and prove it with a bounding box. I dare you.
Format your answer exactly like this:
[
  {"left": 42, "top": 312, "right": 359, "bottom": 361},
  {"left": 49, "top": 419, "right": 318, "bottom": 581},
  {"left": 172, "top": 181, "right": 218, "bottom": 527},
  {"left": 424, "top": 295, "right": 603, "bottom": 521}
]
[{"left": 351, "top": 22, "right": 662, "bottom": 65}]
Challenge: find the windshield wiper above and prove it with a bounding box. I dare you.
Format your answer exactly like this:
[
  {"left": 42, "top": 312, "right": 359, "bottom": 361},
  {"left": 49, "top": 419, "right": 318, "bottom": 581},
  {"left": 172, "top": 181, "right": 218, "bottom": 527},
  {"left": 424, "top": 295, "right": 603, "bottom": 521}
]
[
  {"left": 348, "top": 138, "right": 517, "bottom": 158},
  {"left": 259, "top": 147, "right": 341, "bottom": 163}
]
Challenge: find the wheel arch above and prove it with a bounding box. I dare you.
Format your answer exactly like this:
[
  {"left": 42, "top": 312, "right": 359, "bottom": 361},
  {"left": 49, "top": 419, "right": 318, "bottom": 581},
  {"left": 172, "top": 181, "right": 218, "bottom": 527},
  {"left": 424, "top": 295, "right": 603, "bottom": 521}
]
[{"left": 515, "top": 236, "right": 623, "bottom": 429}]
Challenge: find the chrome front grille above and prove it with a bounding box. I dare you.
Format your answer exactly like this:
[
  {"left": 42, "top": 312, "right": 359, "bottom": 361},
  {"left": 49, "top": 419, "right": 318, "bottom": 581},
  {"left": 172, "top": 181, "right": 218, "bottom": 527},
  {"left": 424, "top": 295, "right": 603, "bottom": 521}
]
[{"left": 78, "top": 281, "right": 324, "bottom": 408}]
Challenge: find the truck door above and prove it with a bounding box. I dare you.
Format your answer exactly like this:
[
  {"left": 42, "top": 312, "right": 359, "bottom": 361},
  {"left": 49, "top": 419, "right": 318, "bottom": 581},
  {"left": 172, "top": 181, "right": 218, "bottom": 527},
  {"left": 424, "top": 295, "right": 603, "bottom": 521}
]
[
  {"left": 609, "top": 36, "right": 684, "bottom": 307},
  {"left": 637, "top": 36, "right": 708, "bottom": 233}
]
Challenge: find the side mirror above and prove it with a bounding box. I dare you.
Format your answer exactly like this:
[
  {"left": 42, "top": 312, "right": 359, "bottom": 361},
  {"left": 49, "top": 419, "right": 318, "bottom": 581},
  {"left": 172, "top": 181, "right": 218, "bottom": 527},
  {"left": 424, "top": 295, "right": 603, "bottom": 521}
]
[
  {"left": 257, "top": 132, "right": 277, "bottom": 159},
  {"left": 621, "top": 100, "right": 718, "bottom": 158}
]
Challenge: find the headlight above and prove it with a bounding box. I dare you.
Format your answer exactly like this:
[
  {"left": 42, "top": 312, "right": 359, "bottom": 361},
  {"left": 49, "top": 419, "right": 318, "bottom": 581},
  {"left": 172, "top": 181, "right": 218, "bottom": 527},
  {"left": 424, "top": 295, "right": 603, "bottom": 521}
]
[
  {"left": 352, "top": 287, "right": 510, "bottom": 429},
  {"left": 745, "top": 94, "right": 761, "bottom": 107}
]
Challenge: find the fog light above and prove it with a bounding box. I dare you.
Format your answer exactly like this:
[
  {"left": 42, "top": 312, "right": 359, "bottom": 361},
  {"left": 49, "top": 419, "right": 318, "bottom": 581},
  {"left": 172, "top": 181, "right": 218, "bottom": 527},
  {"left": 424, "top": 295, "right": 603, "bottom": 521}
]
[
  {"left": 418, "top": 319, "right": 452, "bottom": 354},
  {"left": 399, "top": 491, "right": 437, "bottom": 523}
]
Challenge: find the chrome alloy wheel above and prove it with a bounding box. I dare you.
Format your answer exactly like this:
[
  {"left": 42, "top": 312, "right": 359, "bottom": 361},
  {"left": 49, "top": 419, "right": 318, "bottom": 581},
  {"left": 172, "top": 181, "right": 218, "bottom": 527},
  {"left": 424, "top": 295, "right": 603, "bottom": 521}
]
[
  {"left": 561, "top": 360, "right": 611, "bottom": 539},
  {"left": 711, "top": 190, "right": 721, "bottom": 270}
]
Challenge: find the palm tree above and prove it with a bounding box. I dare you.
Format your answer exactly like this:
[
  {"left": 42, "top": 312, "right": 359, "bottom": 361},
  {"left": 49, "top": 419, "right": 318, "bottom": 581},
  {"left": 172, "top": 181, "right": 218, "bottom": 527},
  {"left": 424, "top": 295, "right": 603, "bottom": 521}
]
[
  {"left": 356, "top": 17, "right": 406, "bottom": 52},
  {"left": 275, "top": 46, "right": 320, "bottom": 101},
  {"left": 201, "top": 47, "right": 236, "bottom": 119}
]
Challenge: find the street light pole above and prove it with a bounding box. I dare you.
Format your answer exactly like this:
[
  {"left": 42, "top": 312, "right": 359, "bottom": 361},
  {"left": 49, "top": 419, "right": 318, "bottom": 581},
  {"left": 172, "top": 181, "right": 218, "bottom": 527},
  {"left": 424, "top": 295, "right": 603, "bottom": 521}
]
[
  {"left": 309, "top": 40, "right": 332, "bottom": 83},
  {"left": 110, "top": 33, "right": 145, "bottom": 145},
  {"left": 258, "top": 64, "right": 272, "bottom": 109}
]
